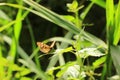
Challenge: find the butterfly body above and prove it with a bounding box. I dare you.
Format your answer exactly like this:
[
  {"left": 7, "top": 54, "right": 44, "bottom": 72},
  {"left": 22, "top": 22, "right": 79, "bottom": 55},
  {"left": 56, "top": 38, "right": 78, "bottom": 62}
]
[{"left": 37, "top": 41, "right": 55, "bottom": 54}]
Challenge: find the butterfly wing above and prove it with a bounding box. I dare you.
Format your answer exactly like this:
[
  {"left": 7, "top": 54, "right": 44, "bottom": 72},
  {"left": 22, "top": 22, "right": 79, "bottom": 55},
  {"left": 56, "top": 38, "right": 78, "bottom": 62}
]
[{"left": 37, "top": 42, "right": 51, "bottom": 53}]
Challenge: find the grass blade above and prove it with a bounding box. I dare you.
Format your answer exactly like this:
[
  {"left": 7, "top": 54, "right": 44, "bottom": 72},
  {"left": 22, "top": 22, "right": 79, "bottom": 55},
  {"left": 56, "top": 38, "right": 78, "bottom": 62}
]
[
  {"left": 23, "top": 0, "right": 80, "bottom": 34},
  {"left": 90, "top": 0, "right": 106, "bottom": 9},
  {"left": 113, "top": 1, "right": 120, "bottom": 45},
  {"left": 111, "top": 46, "right": 120, "bottom": 76}
]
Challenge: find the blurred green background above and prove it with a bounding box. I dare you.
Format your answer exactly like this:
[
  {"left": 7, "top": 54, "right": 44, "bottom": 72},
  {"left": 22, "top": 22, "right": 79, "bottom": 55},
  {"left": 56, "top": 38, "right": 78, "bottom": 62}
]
[{"left": 0, "top": 0, "right": 120, "bottom": 80}]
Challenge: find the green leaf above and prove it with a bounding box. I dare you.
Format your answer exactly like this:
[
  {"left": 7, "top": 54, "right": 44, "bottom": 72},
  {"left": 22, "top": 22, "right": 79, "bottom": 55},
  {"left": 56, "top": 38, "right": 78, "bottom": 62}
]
[
  {"left": 90, "top": 0, "right": 106, "bottom": 9},
  {"left": 56, "top": 62, "right": 76, "bottom": 78},
  {"left": 0, "top": 57, "right": 8, "bottom": 66},
  {"left": 54, "top": 47, "right": 73, "bottom": 54},
  {"left": 14, "top": 4, "right": 22, "bottom": 42},
  {"left": 61, "top": 15, "right": 75, "bottom": 22},
  {"left": 0, "top": 20, "right": 16, "bottom": 32},
  {"left": 110, "top": 46, "right": 120, "bottom": 76},
  {"left": 93, "top": 56, "right": 106, "bottom": 69},
  {"left": 113, "top": 0, "right": 120, "bottom": 45},
  {"left": 48, "top": 37, "right": 74, "bottom": 45},
  {"left": 83, "top": 32, "right": 107, "bottom": 48},
  {"left": 15, "top": 68, "right": 31, "bottom": 78},
  {"left": 80, "top": 2, "right": 94, "bottom": 20},
  {"left": 0, "top": 10, "right": 11, "bottom": 21},
  {"left": 67, "top": 0, "right": 78, "bottom": 12},
  {"left": 77, "top": 48, "right": 105, "bottom": 58},
  {"left": 108, "top": 75, "right": 120, "bottom": 80},
  {"left": 106, "top": 0, "right": 114, "bottom": 42},
  {"left": 0, "top": 18, "right": 9, "bottom": 25}
]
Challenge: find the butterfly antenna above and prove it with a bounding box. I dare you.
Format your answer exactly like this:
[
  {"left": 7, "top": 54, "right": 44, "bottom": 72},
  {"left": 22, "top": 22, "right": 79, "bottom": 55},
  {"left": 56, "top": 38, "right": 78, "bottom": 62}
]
[{"left": 50, "top": 41, "right": 56, "bottom": 48}]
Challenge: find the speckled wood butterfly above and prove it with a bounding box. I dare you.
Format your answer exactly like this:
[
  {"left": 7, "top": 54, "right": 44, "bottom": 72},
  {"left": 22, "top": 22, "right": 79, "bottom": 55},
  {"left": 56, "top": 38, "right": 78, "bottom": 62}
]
[{"left": 37, "top": 41, "right": 55, "bottom": 53}]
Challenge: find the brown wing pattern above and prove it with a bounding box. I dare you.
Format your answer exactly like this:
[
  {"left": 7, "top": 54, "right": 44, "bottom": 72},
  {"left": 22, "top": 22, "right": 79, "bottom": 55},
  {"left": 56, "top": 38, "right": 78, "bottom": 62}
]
[{"left": 37, "top": 41, "right": 55, "bottom": 53}]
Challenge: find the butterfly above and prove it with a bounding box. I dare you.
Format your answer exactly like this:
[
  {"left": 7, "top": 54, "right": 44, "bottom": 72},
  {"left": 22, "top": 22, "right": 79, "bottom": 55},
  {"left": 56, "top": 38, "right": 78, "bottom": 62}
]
[{"left": 37, "top": 41, "right": 55, "bottom": 54}]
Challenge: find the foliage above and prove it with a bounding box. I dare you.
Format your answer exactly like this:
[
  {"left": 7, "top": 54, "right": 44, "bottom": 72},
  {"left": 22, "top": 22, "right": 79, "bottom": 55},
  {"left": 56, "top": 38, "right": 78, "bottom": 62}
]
[{"left": 0, "top": 0, "right": 120, "bottom": 80}]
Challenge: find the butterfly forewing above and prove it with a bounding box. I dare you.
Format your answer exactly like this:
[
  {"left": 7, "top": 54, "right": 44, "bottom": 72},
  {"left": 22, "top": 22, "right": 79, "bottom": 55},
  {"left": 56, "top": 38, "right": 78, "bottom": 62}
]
[
  {"left": 37, "top": 41, "right": 55, "bottom": 54},
  {"left": 37, "top": 42, "right": 51, "bottom": 53}
]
